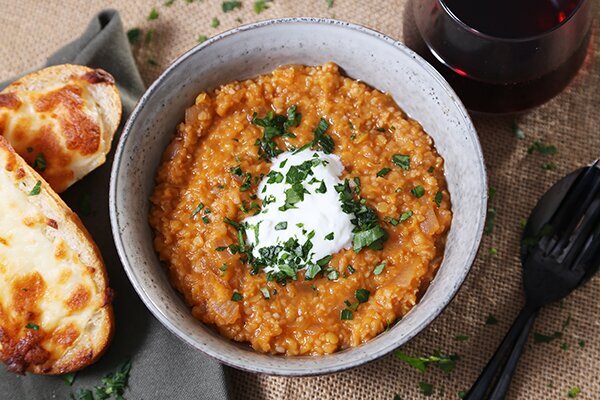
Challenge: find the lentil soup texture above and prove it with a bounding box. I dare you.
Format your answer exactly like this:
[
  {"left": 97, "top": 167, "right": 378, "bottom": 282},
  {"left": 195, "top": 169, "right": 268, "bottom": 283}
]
[{"left": 149, "top": 63, "right": 452, "bottom": 355}]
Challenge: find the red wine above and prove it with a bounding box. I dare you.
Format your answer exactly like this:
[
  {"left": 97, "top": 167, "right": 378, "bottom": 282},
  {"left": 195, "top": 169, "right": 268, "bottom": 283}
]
[
  {"left": 442, "top": 0, "right": 581, "bottom": 39},
  {"left": 407, "top": 0, "right": 592, "bottom": 113},
  {"left": 422, "top": 32, "right": 591, "bottom": 113}
]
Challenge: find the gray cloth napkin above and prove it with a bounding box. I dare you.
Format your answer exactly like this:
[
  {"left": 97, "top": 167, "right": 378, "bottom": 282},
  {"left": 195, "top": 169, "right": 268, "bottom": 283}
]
[{"left": 0, "top": 10, "right": 232, "bottom": 400}]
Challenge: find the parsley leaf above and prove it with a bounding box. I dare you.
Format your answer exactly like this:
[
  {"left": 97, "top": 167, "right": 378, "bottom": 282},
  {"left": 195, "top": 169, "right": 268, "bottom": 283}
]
[
  {"left": 434, "top": 191, "right": 443, "bottom": 207},
  {"left": 260, "top": 287, "right": 270, "bottom": 299},
  {"left": 512, "top": 120, "right": 525, "bottom": 140},
  {"left": 304, "top": 264, "right": 322, "bottom": 280},
  {"left": 419, "top": 382, "right": 433, "bottom": 396},
  {"left": 355, "top": 288, "right": 370, "bottom": 303},
  {"left": 191, "top": 203, "right": 204, "bottom": 217},
  {"left": 231, "top": 292, "right": 243, "bottom": 301},
  {"left": 63, "top": 372, "right": 77, "bottom": 386},
  {"left": 252, "top": 106, "right": 299, "bottom": 160},
  {"left": 411, "top": 185, "right": 425, "bottom": 198},
  {"left": 373, "top": 262, "right": 386, "bottom": 275},
  {"left": 211, "top": 17, "right": 220, "bottom": 28},
  {"left": 197, "top": 35, "right": 208, "bottom": 43},
  {"left": 399, "top": 211, "right": 413, "bottom": 222},
  {"left": 485, "top": 314, "right": 498, "bottom": 325},
  {"left": 376, "top": 167, "right": 392, "bottom": 177},
  {"left": 222, "top": 1, "right": 242, "bottom": 12},
  {"left": 25, "top": 322, "right": 39, "bottom": 330},
  {"left": 33, "top": 152, "right": 46, "bottom": 172},
  {"left": 567, "top": 386, "right": 581, "bottom": 398},
  {"left": 127, "top": 28, "right": 141, "bottom": 44},
  {"left": 340, "top": 309, "right": 353, "bottom": 320},
  {"left": 28, "top": 181, "right": 42, "bottom": 196},
  {"left": 253, "top": 0, "right": 270, "bottom": 13},
  {"left": 528, "top": 141, "right": 557, "bottom": 155},
  {"left": 392, "top": 154, "right": 410, "bottom": 170},
  {"left": 147, "top": 8, "right": 159, "bottom": 20},
  {"left": 274, "top": 221, "right": 287, "bottom": 230}
]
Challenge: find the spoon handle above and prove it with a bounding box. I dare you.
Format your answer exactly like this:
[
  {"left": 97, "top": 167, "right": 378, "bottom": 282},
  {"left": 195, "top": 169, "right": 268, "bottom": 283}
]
[
  {"left": 487, "top": 308, "right": 537, "bottom": 400},
  {"left": 464, "top": 304, "right": 539, "bottom": 399}
]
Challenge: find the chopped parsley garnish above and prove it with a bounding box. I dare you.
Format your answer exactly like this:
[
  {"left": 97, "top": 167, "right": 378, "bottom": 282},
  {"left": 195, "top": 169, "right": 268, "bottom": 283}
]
[
  {"left": 239, "top": 172, "right": 253, "bottom": 192},
  {"left": 295, "top": 118, "right": 334, "bottom": 154},
  {"left": 202, "top": 216, "right": 210, "bottom": 224},
  {"left": 347, "top": 265, "right": 356, "bottom": 274},
  {"left": 489, "top": 247, "right": 498, "bottom": 256},
  {"left": 454, "top": 335, "right": 469, "bottom": 341},
  {"left": 335, "top": 179, "right": 388, "bottom": 252},
  {"left": 395, "top": 350, "right": 458, "bottom": 374},
  {"left": 326, "top": 0, "right": 334, "bottom": 8},
  {"left": 216, "top": 246, "right": 227, "bottom": 252},
  {"left": 315, "top": 181, "right": 327, "bottom": 193},
  {"left": 324, "top": 232, "right": 334, "bottom": 240},
  {"left": 434, "top": 191, "right": 443, "bottom": 207},
  {"left": 145, "top": 29, "right": 155, "bottom": 44},
  {"left": 533, "top": 331, "right": 562, "bottom": 344},
  {"left": 411, "top": 185, "right": 425, "bottom": 198},
  {"left": 376, "top": 167, "right": 391, "bottom": 177},
  {"left": 567, "top": 386, "right": 581, "bottom": 398},
  {"left": 392, "top": 154, "right": 410, "bottom": 170},
  {"left": 70, "top": 360, "right": 132, "bottom": 400},
  {"left": 28, "top": 181, "right": 42, "bottom": 196},
  {"left": 260, "top": 287, "right": 270, "bottom": 299},
  {"left": 355, "top": 288, "right": 370, "bottom": 303},
  {"left": 274, "top": 222, "right": 288, "bottom": 230},
  {"left": 528, "top": 141, "right": 557, "bottom": 155},
  {"left": 326, "top": 269, "right": 340, "bottom": 280},
  {"left": 211, "top": 17, "right": 220, "bottom": 28},
  {"left": 253, "top": 0, "right": 270, "bottom": 13},
  {"left": 542, "top": 162, "right": 557, "bottom": 171},
  {"left": 578, "top": 340, "right": 585, "bottom": 348},
  {"left": 197, "top": 35, "right": 208, "bottom": 43},
  {"left": 304, "top": 264, "right": 321, "bottom": 280},
  {"left": 222, "top": 1, "right": 242, "bottom": 12},
  {"left": 280, "top": 182, "right": 309, "bottom": 211},
  {"left": 230, "top": 165, "right": 243, "bottom": 176},
  {"left": 63, "top": 372, "right": 76, "bottom": 386},
  {"left": 147, "top": 7, "right": 159, "bottom": 20},
  {"left": 252, "top": 106, "right": 300, "bottom": 160},
  {"left": 485, "top": 314, "right": 498, "bottom": 325},
  {"left": 373, "top": 262, "right": 386, "bottom": 275},
  {"left": 419, "top": 382, "right": 433, "bottom": 396},
  {"left": 512, "top": 120, "right": 525, "bottom": 140},
  {"left": 219, "top": 263, "right": 228, "bottom": 274},
  {"left": 127, "top": 28, "right": 141, "bottom": 44},
  {"left": 266, "top": 170, "right": 283, "bottom": 183},
  {"left": 485, "top": 187, "right": 497, "bottom": 235},
  {"left": 191, "top": 202, "right": 204, "bottom": 217},
  {"left": 33, "top": 152, "right": 46, "bottom": 172},
  {"left": 399, "top": 211, "right": 413, "bottom": 222},
  {"left": 340, "top": 309, "right": 353, "bottom": 320},
  {"left": 146, "top": 58, "right": 158, "bottom": 66},
  {"left": 231, "top": 292, "right": 243, "bottom": 301},
  {"left": 25, "top": 322, "right": 39, "bottom": 330},
  {"left": 164, "top": 0, "right": 175, "bottom": 5},
  {"left": 385, "top": 216, "right": 399, "bottom": 226}
]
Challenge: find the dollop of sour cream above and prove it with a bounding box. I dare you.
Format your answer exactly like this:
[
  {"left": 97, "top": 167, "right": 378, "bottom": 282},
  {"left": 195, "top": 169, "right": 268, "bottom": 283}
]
[{"left": 243, "top": 150, "right": 354, "bottom": 274}]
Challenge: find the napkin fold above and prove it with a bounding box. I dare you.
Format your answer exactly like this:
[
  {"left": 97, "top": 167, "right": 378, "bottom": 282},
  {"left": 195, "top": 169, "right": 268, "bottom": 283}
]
[{"left": 0, "top": 10, "right": 232, "bottom": 400}]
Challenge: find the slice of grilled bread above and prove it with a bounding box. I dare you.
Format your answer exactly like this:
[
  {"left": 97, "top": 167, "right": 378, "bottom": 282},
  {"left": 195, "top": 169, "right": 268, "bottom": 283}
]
[
  {"left": 0, "top": 64, "right": 121, "bottom": 193},
  {"left": 0, "top": 136, "right": 114, "bottom": 374}
]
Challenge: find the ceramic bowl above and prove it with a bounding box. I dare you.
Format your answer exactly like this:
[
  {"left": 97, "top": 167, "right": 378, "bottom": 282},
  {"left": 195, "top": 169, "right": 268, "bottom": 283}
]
[{"left": 109, "top": 18, "right": 487, "bottom": 376}]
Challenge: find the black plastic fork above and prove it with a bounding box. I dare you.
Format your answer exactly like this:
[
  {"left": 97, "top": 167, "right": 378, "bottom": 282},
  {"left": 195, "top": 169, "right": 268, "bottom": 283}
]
[{"left": 465, "top": 160, "right": 600, "bottom": 400}]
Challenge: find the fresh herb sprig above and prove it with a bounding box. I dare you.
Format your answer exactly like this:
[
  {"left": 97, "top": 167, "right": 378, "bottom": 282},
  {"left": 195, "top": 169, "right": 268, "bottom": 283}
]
[{"left": 335, "top": 179, "right": 388, "bottom": 252}]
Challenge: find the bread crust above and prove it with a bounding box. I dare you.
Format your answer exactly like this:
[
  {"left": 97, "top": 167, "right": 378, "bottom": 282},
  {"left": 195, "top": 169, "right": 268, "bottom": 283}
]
[
  {"left": 0, "top": 136, "right": 114, "bottom": 374},
  {"left": 0, "top": 64, "right": 122, "bottom": 193}
]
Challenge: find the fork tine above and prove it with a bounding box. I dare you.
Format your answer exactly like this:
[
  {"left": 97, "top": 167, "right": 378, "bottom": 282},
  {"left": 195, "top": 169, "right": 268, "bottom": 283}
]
[
  {"left": 562, "top": 197, "right": 600, "bottom": 267},
  {"left": 546, "top": 162, "right": 600, "bottom": 256}
]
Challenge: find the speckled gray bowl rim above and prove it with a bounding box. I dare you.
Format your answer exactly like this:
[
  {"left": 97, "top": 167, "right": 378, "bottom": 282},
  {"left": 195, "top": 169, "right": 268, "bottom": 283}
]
[{"left": 109, "top": 17, "right": 487, "bottom": 376}]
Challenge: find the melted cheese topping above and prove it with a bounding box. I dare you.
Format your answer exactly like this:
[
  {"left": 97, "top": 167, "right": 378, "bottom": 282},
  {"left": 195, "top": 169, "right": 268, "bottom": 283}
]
[{"left": 0, "top": 155, "right": 99, "bottom": 361}]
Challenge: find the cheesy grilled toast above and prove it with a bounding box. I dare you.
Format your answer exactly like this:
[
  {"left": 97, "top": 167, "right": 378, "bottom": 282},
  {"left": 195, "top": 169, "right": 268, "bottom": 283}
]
[
  {"left": 0, "top": 136, "right": 114, "bottom": 374},
  {"left": 0, "top": 64, "right": 121, "bottom": 193}
]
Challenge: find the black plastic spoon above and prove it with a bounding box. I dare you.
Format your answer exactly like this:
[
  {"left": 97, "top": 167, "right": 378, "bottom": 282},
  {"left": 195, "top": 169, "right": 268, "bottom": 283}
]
[{"left": 465, "top": 160, "right": 600, "bottom": 400}]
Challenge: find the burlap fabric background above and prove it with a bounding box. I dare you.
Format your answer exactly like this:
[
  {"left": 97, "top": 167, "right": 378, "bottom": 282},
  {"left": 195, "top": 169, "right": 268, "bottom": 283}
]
[{"left": 1, "top": 1, "right": 598, "bottom": 399}]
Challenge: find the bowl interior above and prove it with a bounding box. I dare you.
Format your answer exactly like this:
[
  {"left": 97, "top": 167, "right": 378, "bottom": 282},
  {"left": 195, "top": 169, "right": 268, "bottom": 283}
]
[{"left": 110, "top": 18, "right": 487, "bottom": 376}]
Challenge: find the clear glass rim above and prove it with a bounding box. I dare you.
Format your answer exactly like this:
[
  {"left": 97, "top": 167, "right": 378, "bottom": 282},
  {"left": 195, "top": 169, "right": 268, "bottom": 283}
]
[{"left": 439, "top": 0, "right": 588, "bottom": 43}]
